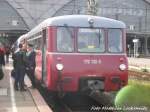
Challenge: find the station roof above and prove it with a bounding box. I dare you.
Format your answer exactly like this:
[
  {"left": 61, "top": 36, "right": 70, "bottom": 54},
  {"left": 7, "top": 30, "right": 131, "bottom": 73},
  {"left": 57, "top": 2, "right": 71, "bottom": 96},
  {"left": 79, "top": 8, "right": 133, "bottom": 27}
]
[
  {"left": 3, "top": 0, "right": 150, "bottom": 31},
  {"left": 145, "top": 0, "right": 150, "bottom": 3},
  {"left": 5, "top": 0, "right": 73, "bottom": 30}
]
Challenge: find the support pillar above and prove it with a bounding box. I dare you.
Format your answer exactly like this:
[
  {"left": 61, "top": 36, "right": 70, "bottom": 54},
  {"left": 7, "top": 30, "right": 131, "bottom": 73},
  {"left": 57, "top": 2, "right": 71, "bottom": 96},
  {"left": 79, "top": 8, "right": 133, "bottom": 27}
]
[{"left": 144, "top": 37, "right": 149, "bottom": 56}]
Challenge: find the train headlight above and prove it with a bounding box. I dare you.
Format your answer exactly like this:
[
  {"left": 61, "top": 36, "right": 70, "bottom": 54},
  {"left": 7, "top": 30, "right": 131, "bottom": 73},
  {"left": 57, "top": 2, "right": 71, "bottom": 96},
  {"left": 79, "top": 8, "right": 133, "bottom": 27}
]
[
  {"left": 56, "top": 64, "right": 64, "bottom": 71},
  {"left": 119, "top": 64, "right": 126, "bottom": 71},
  {"left": 88, "top": 17, "right": 94, "bottom": 26}
]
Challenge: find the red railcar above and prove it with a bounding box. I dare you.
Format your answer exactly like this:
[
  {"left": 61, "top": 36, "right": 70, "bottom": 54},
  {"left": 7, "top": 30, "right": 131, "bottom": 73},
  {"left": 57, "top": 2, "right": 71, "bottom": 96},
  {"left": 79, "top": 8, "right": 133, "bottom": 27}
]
[{"left": 26, "top": 15, "right": 128, "bottom": 94}]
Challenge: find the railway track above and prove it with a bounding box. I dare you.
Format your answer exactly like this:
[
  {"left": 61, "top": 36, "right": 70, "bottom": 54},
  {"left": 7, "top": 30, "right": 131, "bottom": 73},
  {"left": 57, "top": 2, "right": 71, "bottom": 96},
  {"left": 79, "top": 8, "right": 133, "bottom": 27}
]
[
  {"left": 58, "top": 94, "right": 114, "bottom": 112},
  {"left": 129, "top": 70, "right": 150, "bottom": 81},
  {"left": 38, "top": 86, "right": 115, "bottom": 112},
  {"left": 60, "top": 93, "right": 102, "bottom": 112},
  {"left": 51, "top": 93, "right": 103, "bottom": 112}
]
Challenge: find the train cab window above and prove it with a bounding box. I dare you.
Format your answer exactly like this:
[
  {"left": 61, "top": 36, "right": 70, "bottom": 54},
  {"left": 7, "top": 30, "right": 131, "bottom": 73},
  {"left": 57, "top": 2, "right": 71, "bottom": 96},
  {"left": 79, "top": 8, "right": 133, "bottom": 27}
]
[
  {"left": 78, "top": 28, "right": 105, "bottom": 53},
  {"left": 108, "top": 29, "right": 123, "bottom": 53},
  {"left": 57, "top": 27, "right": 74, "bottom": 52}
]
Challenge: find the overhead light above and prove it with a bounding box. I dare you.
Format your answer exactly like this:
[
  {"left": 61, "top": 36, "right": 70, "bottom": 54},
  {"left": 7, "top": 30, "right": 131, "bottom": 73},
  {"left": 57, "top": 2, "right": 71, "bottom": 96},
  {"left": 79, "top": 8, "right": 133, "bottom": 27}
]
[{"left": 12, "top": 20, "right": 19, "bottom": 26}]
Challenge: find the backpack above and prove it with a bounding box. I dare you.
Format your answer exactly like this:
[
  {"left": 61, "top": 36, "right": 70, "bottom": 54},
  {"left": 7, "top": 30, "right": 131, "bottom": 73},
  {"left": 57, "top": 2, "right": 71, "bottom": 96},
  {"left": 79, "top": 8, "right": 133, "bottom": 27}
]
[{"left": 14, "top": 51, "right": 26, "bottom": 67}]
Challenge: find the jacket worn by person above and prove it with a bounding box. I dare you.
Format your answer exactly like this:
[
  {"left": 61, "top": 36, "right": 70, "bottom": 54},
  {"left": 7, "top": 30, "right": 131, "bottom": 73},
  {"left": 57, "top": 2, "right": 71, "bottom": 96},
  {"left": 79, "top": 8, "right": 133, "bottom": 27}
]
[
  {"left": 13, "top": 50, "right": 27, "bottom": 68},
  {"left": 0, "top": 49, "right": 5, "bottom": 66},
  {"left": 26, "top": 50, "right": 36, "bottom": 69}
]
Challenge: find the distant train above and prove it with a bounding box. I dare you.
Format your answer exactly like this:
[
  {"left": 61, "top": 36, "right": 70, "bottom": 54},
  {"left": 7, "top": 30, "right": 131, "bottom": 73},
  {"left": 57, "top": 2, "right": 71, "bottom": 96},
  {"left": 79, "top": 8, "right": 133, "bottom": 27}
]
[{"left": 16, "top": 15, "right": 128, "bottom": 95}]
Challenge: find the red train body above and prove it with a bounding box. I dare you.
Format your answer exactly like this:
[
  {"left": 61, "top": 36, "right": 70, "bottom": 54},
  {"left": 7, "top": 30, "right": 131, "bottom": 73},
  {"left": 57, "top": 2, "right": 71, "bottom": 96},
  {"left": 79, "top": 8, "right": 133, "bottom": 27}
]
[{"left": 25, "top": 15, "right": 128, "bottom": 93}]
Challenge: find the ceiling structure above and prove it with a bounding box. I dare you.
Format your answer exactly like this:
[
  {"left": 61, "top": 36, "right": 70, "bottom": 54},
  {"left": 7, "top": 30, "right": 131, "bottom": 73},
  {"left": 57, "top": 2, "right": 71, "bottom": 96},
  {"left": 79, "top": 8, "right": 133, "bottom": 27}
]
[
  {"left": 145, "top": 0, "right": 150, "bottom": 3},
  {"left": 1, "top": 0, "right": 149, "bottom": 30},
  {"left": 5, "top": 0, "right": 74, "bottom": 30},
  {"left": 0, "top": 0, "right": 74, "bottom": 45}
]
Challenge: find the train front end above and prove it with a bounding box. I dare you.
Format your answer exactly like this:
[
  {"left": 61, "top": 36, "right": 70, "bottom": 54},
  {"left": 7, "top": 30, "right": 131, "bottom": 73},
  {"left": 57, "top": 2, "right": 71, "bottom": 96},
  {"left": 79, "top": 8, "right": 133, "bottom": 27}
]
[
  {"left": 46, "top": 15, "right": 128, "bottom": 93},
  {"left": 51, "top": 53, "right": 128, "bottom": 93}
]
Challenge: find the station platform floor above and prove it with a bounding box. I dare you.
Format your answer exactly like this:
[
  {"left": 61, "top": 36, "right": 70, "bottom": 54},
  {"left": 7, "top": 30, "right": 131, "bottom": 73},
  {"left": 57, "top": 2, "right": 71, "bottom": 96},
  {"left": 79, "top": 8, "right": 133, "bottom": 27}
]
[
  {"left": 0, "top": 62, "right": 53, "bottom": 112},
  {"left": 128, "top": 57, "right": 150, "bottom": 71}
]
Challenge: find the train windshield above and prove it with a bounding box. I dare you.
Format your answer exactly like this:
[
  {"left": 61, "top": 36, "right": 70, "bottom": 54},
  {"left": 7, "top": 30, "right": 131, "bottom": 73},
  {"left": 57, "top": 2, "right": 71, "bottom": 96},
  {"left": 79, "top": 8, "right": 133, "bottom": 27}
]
[
  {"left": 78, "top": 28, "right": 105, "bottom": 53},
  {"left": 57, "top": 27, "right": 74, "bottom": 52},
  {"left": 108, "top": 29, "right": 123, "bottom": 53}
]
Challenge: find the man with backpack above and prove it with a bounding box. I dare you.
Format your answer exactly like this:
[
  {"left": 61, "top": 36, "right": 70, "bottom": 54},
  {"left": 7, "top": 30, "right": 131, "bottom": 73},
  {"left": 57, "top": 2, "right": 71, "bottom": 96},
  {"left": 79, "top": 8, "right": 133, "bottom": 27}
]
[{"left": 13, "top": 43, "right": 27, "bottom": 91}]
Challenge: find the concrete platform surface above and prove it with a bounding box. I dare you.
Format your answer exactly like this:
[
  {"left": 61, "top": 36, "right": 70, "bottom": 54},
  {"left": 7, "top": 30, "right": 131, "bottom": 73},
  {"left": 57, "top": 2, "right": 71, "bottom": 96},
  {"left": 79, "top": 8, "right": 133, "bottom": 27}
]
[
  {"left": 0, "top": 62, "right": 53, "bottom": 112},
  {"left": 128, "top": 57, "right": 150, "bottom": 67},
  {"left": 128, "top": 57, "right": 150, "bottom": 71}
]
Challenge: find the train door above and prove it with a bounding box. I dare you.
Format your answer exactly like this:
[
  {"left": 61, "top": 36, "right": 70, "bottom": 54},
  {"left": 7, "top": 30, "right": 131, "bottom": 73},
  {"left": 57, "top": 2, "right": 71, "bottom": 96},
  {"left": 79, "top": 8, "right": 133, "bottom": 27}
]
[{"left": 42, "top": 29, "right": 47, "bottom": 84}]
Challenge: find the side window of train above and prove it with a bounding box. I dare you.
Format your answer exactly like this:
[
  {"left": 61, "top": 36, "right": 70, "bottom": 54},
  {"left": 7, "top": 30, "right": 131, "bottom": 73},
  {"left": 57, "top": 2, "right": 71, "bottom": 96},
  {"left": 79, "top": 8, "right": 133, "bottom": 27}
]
[
  {"left": 108, "top": 29, "right": 123, "bottom": 53},
  {"left": 38, "top": 37, "right": 42, "bottom": 50},
  {"left": 57, "top": 27, "right": 74, "bottom": 52},
  {"left": 29, "top": 37, "right": 42, "bottom": 50}
]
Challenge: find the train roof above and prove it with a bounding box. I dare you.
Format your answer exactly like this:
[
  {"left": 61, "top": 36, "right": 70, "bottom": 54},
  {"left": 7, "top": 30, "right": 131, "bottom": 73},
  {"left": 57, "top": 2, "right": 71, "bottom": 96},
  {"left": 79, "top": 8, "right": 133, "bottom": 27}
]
[{"left": 27, "top": 15, "right": 126, "bottom": 36}]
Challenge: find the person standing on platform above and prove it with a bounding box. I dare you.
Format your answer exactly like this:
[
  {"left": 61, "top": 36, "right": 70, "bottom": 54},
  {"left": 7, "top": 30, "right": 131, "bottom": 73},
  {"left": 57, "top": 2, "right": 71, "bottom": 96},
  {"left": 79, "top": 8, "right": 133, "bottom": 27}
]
[
  {"left": 13, "top": 43, "right": 27, "bottom": 91},
  {"left": 26, "top": 43, "right": 36, "bottom": 89},
  {"left": 0, "top": 48, "right": 5, "bottom": 66},
  {"left": 0, "top": 47, "right": 5, "bottom": 80},
  {"left": 5, "top": 46, "right": 10, "bottom": 63}
]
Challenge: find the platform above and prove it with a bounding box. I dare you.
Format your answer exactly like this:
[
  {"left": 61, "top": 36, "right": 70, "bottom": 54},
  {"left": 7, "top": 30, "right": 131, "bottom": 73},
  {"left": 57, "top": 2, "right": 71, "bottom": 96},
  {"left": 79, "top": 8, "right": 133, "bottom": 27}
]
[
  {"left": 0, "top": 62, "right": 53, "bottom": 112},
  {"left": 128, "top": 57, "right": 150, "bottom": 71}
]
